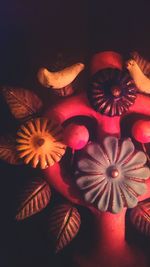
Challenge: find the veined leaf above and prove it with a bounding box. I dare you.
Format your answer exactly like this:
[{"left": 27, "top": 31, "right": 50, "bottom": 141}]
[
  {"left": 0, "top": 135, "right": 21, "bottom": 165},
  {"left": 48, "top": 204, "right": 81, "bottom": 253},
  {"left": 2, "top": 87, "right": 43, "bottom": 120},
  {"left": 130, "top": 199, "right": 150, "bottom": 236},
  {"left": 16, "top": 177, "right": 51, "bottom": 220}
]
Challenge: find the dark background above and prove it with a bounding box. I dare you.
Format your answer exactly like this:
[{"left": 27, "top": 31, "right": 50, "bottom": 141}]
[{"left": 0, "top": 0, "right": 150, "bottom": 266}]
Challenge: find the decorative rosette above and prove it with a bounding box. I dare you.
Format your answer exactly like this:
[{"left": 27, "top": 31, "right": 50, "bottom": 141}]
[
  {"left": 74, "top": 136, "right": 150, "bottom": 213},
  {"left": 88, "top": 68, "right": 137, "bottom": 116},
  {"left": 16, "top": 117, "right": 66, "bottom": 169}
]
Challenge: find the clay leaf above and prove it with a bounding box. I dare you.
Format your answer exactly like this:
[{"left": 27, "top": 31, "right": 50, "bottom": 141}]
[
  {"left": 0, "top": 135, "right": 21, "bottom": 165},
  {"left": 2, "top": 87, "right": 43, "bottom": 120},
  {"left": 16, "top": 177, "right": 51, "bottom": 220},
  {"left": 130, "top": 199, "right": 150, "bottom": 236},
  {"left": 48, "top": 204, "right": 81, "bottom": 253}
]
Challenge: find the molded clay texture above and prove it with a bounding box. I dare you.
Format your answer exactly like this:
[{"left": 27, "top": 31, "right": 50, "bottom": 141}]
[
  {"left": 88, "top": 68, "right": 137, "bottom": 116},
  {"left": 16, "top": 117, "right": 66, "bottom": 169},
  {"left": 37, "top": 63, "right": 84, "bottom": 89},
  {"left": 2, "top": 87, "right": 43, "bottom": 120},
  {"left": 131, "top": 51, "right": 150, "bottom": 78},
  {"left": 130, "top": 199, "right": 150, "bottom": 236},
  {"left": 16, "top": 177, "right": 51, "bottom": 220},
  {"left": 63, "top": 123, "right": 89, "bottom": 150},
  {"left": 48, "top": 204, "right": 81, "bottom": 253},
  {"left": 132, "top": 120, "right": 150, "bottom": 143},
  {"left": 0, "top": 135, "right": 21, "bottom": 165},
  {"left": 126, "top": 59, "right": 150, "bottom": 95},
  {"left": 74, "top": 136, "right": 150, "bottom": 213}
]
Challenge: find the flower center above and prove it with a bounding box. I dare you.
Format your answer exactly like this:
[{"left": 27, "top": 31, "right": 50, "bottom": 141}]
[
  {"left": 36, "top": 138, "right": 45, "bottom": 147},
  {"left": 111, "top": 86, "right": 121, "bottom": 97},
  {"left": 110, "top": 168, "right": 119, "bottom": 178}
]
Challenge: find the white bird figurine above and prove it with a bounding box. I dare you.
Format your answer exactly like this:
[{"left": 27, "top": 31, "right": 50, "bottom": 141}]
[
  {"left": 37, "top": 63, "right": 85, "bottom": 90},
  {"left": 126, "top": 55, "right": 150, "bottom": 94},
  {"left": 131, "top": 51, "right": 150, "bottom": 78}
]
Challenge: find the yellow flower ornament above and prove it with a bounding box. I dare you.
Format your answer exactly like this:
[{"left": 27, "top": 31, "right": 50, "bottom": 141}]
[{"left": 16, "top": 117, "right": 66, "bottom": 169}]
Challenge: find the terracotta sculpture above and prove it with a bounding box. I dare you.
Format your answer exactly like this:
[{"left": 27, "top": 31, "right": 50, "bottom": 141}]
[
  {"left": 44, "top": 51, "right": 150, "bottom": 267},
  {"left": 0, "top": 51, "right": 150, "bottom": 267}
]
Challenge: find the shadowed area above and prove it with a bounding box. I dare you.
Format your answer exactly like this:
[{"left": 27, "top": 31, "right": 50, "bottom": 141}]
[{"left": 0, "top": 0, "right": 150, "bottom": 266}]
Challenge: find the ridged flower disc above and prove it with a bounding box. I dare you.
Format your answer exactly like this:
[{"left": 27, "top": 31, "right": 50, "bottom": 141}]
[
  {"left": 74, "top": 136, "right": 150, "bottom": 213},
  {"left": 88, "top": 68, "right": 137, "bottom": 116},
  {"left": 16, "top": 117, "right": 66, "bottom": 169}
]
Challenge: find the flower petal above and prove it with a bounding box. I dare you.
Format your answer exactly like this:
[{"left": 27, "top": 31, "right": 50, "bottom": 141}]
[
  {"left": 31, "top": 153, "right": 39, "bottom": 168},
  {"left": 103, "top": 136, "right": 118, "bottom": 163},
  {"left": 124, "top": 180, "right": 147, "bottom": 196},
  {"left": 122, "top": 151, "right": 147, "bottom": 170},
  {"left": 117, "top": 138, "right": 134, "bottom": 164},
  {"left": 97, "top": 182, "right": 112, "bottom": 211},
  {"left": 124, "top": 167, "right": 150, "bottom": 180},
  {"left": 76, "top": 174, "right": 105, "bottom": 189},
  {"left": 85, "top": 142, "right": 109, "bottom": 167},
  {"left": 24, "top": 151, "right": 35, "bottom": 164},
  {"left": 77, "top": 157, "right": 103, "bottom": 174},
  {"left": 111, "top": 183, "right": 124, "bottom": 213},
  {"left": 46, "top": 153, "right": 55, "bottom": 166},
  {"left": 120, "top": 184, "right": 138, "bottom": 208},
  {"left": 84, "top": 180, "right": 108, "bottom": 203}
]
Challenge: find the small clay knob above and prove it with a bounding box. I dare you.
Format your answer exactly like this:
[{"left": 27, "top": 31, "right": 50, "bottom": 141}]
[
  {"left": 110, "top": 168, "right": 119, "bottom": 178},
  {"left": 111, "top": 86, "right": 121, "bottom": 97}
]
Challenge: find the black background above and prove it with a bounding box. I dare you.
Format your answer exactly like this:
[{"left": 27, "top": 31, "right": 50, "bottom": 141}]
[{"left": 0, "top": 0, "right": 150, "bottom": 266}]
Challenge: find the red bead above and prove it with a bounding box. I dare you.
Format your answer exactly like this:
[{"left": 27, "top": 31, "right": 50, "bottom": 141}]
[
  {"left": 63, "top": 123, "right": 89, "bottom": 150},
  {"left": 132, "top": 120, "right": 150, "bottom": 143},
  {"left": 110, "top": 169, "right": 119, "bottom": 178}
]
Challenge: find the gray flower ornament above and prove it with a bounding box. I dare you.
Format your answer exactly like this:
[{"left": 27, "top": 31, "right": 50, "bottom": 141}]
[{"left": 74, "top": 136, "right": 150, "bottom": 213}]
